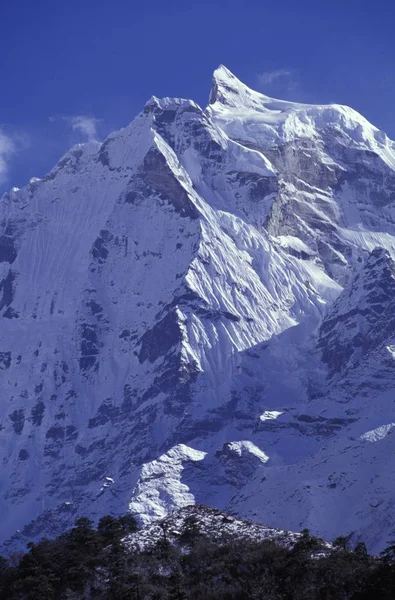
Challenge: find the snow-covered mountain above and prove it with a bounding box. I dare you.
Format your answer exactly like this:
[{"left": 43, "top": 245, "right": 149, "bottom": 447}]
[{"left": 2, "top": 65, "right": 395, "bottom": 553}]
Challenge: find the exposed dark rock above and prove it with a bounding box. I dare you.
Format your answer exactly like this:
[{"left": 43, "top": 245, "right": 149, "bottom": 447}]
[
  {"left": 0, "top": 270, "right": 15, "bottom": 311},
  {"left": 34, "top": 382, "right": 43, "bottom": 394},
  {"left": 98, "top": 139, "right": 111, "bottom": 167},
  {"left": 79, "top": 323, "right": 100, "bottom": 372},
  {"left": 91, "top": 230, "right": 114, "bottom": 264},
  {"left": 88, "top": 401, "right": 120, "bottom": 428},
  {"left": 74, "top": 439, "right": 106, "bottom": 457},
  {"left": 3, "top": 307, "right": 19, "bottom": 318},
  {"left": 141, "top": 148, "right": 199, "bottom": 219},
  {"left": 0, "top": 234, "right": 17, "bottom": 263},
  {"left": 0, "top": 351, "right": 11, "bottom": 370},
  {"left": 31, "top": 401, "right": 45, "bottom": 426},
  {"left": 45, "top": 426, "right": 65, "bottom": 441},
  {"left": 87, "top": 300, "right": 103, "bottom": 316},
  {"left": 9, "top": 409, "right": 25, "bottom": 435},
  {"left": 18, "top": 449, "right": 29, "bottom": 461},
  {"left": 319, "top": 248, "right": 395, "bottom": 377},
  {"left": 138, "top": 311, "right": 183, "bottom": 364},
  {"left": 65, "top": 426, "right": 78, "bottom": 441}
]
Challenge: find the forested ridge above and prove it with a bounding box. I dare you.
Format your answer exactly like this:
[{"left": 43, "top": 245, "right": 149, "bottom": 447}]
[{"left": 1, "top": 510, "right": 395, "bottom": 599}]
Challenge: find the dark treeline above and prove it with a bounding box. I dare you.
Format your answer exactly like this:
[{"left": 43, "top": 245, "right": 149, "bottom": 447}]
[{"left": 1, "top": 513, "right": 395, "bottom": 599}]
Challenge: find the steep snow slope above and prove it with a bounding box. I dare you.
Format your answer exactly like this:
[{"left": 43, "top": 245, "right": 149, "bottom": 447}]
[
  {"left": 228, "top": 248, "right": 395, "bottom": 552},
  {"left": 1, "top": 66, "right": 395, "bottom": 553}
]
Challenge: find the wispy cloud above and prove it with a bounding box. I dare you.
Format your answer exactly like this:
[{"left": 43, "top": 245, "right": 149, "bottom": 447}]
[
  {"left": 50, "top": 115, "right": 101, "bottom": 141},
  {"left": 257, "top": 69, "right": 294, "bottom": 86},
  {"left": 0, "top": 130, "right": 30, "bottom": 186},
  {"left": 66, "top": 115, "right": 101, "bottom": 140},
  {"left": 256, "top": 68, "right": 300, "bottom": 99},
  {"left": 0, "top": 131, "right": 15, "bottom": 185}
]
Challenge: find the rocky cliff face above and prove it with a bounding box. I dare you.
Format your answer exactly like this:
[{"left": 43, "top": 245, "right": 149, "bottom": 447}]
[{"left": 1, "top": 66, "right": 395, "bottom": 553}]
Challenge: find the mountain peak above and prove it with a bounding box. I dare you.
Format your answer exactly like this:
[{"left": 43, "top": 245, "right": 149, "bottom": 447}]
[
  {"left": 209, "top": 64, "right": 264, "bottom": 107},
  {"left": 144, "top": 95, "right": 201, "bottom": 114}
]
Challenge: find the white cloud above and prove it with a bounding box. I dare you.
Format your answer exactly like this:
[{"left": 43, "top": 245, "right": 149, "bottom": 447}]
[
  {"left": 257, "top": 69, "right": 294, "bottom": 86},
  {"left": 66, "top": 115, "right": 101, "bottom": 140},
  {"left": 0, "top": 130, "right": 16, "bottom": 186},
  {"left": 256, "top": 68, "right": 301, "bottom": 99}
]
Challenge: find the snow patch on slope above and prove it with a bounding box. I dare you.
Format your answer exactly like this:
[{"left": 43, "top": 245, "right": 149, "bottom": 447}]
[
  {"left": 360, "top": 424, "right": 395, "bottom": 443},
  {"left": 260, "top": 411, "right": 284, "bottom": 422},
  {"left": 129, "top": 445, "right": 207, "bottom": 525}
]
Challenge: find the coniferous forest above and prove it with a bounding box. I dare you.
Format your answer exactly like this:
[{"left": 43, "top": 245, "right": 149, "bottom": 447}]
[{"left": 1, "top": 511, "right": 395, "bottom": 599}]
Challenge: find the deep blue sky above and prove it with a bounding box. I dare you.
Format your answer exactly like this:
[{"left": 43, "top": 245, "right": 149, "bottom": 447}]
[{"left": 1, "top": 0, "right": 395, "bottom": 192}]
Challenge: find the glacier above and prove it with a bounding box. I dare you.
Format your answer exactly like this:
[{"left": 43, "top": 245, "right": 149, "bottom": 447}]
[{"left": 1, "top": 65, "right": 395, "bottom": 553}]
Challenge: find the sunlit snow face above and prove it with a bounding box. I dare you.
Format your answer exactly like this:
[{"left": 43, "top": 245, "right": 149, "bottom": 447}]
[{"left": 260, "top": 411, "right": 284, "bottom": 422}]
